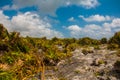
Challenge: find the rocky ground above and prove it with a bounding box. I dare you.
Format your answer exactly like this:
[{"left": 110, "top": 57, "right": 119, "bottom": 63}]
[{"left": 44, "top": 46, "right": 120, "bottom": 80}]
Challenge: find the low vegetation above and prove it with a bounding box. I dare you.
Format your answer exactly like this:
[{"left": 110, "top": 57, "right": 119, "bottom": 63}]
[{"left": 0, "top": 24, "right": 120, "bottom": 79}]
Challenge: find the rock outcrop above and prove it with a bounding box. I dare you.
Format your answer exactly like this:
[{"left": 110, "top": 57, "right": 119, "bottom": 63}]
[{"left": 45, "top": 47, "right": 120, "bottom": 80}]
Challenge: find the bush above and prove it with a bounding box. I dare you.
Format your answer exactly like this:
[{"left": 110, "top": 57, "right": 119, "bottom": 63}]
[
  {"left": 100, "top": 37, "right": 107, "bottom": 44},
  {"left": 0, "top": 41, "right": 9, "bottom": 52},
  {"left": 0, "top": 52, "right": 21, "bottom": 65},
  {"left": 26, "top": 36, "right": 36, "bottom": 47},
  {"left": 17, "top": 42, "right": 30, "bottom": 53},
  {"left": 0, "top": 24, "right": 9, "bottom": 40},
  {"left": 114, "top": 60, "right": 120, "bottom": 72},
  {"left": 82, "top": 49, "right": 93, "bottom": 55},
  {"left": 94, "top": 45, "right": 100, "bottom": 50},
  {"left": 107, "top": 43, "right": 119, "bottom": 50},
  {"left": 78, "top": 37, "right": 92, "bottom": 45},
  {"left": 66, "top": 43, "right": 78, "bottom": 52},
  {"left": 98, "top": 59, "right": 106, "bottom": 65},
  {"left": 1, "top": 55, "right": 15, "bottom": 65},
  {"left": 116, "top": 49, "right": 120, "bottom": 57},
  {"left": 109, "top": 31, "right": 120, "bottom": 46},
  {"left": 0, "top": 70, "right": 14, "bottom": 80},
  {"left": 114, "top": 60, "right": 120, "bottom": 67}
]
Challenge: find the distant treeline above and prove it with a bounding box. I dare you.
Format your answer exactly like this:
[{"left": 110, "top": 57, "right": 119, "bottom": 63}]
[{"left": 1, "top": 23, "right": 120, "bottom": 52}]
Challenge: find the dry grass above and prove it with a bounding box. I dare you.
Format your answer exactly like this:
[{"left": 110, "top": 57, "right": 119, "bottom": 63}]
[{"left": 0, "top": 63, "right": 10, "bottom": 70}]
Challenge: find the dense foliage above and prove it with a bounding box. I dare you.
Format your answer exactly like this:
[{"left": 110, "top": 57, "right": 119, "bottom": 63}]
[{"left": 108, "top": 31, "right": 120, "bottom": 49}]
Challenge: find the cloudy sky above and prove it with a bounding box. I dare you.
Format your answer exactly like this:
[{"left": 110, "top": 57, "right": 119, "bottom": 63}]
[{"left": 0, "top": 0, "right": 120, "bottom": 39}]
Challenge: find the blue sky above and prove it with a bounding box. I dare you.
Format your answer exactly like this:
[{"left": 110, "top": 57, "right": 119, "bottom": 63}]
[{"left": 0, "top": 0, "right": 120, "bottom": 39}]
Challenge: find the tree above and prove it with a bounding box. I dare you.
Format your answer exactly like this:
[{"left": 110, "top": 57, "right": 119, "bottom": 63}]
[
  {"left": 78, "top": 37, "right": 92, "bottom": 45},
  {"left": 100, "top": 37, "right": 107, "bottom": 44},
  {"left": 51, "top": 37, "right": 58, "bottom": 42},
  {"left": 109, "top": 31, "right": 120, "bottom": 45}
]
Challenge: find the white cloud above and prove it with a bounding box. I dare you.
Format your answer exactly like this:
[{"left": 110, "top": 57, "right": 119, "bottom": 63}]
[
  {"left": 67, "top": 25, "right": 82, "bottom": 38},
  {"left": 0, "top": 10, "right": 63, "bottom": 38},
  {"left": 66, "top": 23, "right": 104, "bottom": 39},
  {"left": 2, "top": 5, "right": 18, "bottom": 10},
  {"left": 103, "top": 18, "right": 120, "bottom": 32},
  {"left": 110, "top": 18, "right": 120, "bottom": 28},
  {"left": 0, "top": 10, "right": 13, "bottom": 31},
  {"left": 78, "top": 0, "right": 99, "bottom": 8},
  {"left": 68, "top": 17, "right": 75, "bottom": 22},
  {"left": 79, "top": 14, "right": 112, "bottom": 22},
  {"left": 83, "top": 24, "right": 112, "bottom": 38},
  {"left": 84, "top": 24, "right": 101, "bottom": 30},
  {"left": 103, "top": 23, "right": 111, "bottom": 32},
  {"left": 103, "top": 18, "right": 120, "bottom": 28},
  {"left": 69, "top": 18, "right": 120, "bottom": 38},
  {"left": 68, "top": 25, "right": 82, "bottom": 31},
  {"left": 11, "top": 0, "right": 99, "bottom": 16}
]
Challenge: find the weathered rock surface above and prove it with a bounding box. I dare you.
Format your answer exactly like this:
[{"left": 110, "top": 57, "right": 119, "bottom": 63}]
[{"left": 44, "top": 46, "right": 120, "bottom": 80}]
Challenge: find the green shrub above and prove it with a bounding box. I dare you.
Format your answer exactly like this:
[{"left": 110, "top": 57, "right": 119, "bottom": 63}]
[
  {"left": 0, "top": 24, "right": 9, "bottom": 40},
  {"left": 59, "top": 77, "right": 67, "bottom": 80},
  {"left": 0, "top": 41, "right": 9, "bottom": 51},
  {"left": 100, "top": 37, "right": 107, "bottom": 44},
  {"left": 109, "top": 31, "right": 120, "bottom": 46},
  {"left": 94, "top": 45, "right": 100, "bottom": 50},
  {"left": 66, "top": 43, "right": 78, "bottom": 51},
  {"left": 82, "top": 49, "right": 88, "bottom": 55},
  {"left": 0, "top": 70, "right": 13, "bottom": 80},
  {"left": 114, "top": 60, "right": 120, "bottom": 67},
  {"left": 114, "top": 60, "right": 120, "bottom": 72},
  {"left": 116, "top": 49, "right": 120, "bottom": 57},
  {"left": 107, "top": 43, "right": 119, "bottom": 50},
  {"left": 82, "top": 49, "right": 93, "bottom": 55},
  {"left": 98, "top": 59, "right": 106, "bottom": 65},
  {"left": 94, "top": 71, "right": 103, "bottom": 76},
  {"left": 17, "top": 43, "right": 30, "bottom": 53},
  {"left": 26, "top": 36, "right": 36, "bottom": 47},
  {"left": 4, "top": 56, "right": 15, "bottom": 64},
  {"left": 1, "top": 52, "right": 21, "bottom": 65}
]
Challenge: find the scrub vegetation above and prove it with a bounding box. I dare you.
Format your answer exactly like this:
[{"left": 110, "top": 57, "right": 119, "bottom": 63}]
[{"left": 0, "top": 24, "right": 120, "bottom": 80}]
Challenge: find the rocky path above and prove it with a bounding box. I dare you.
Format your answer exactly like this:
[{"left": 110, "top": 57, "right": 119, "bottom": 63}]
[{"left": 45, "top": 47, "right": 120, "bottom": 80}]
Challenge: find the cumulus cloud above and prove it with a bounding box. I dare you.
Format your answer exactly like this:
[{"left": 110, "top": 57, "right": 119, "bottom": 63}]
[
  {"left": 83, "top": 24, "right": 113, "bottom": 38},
  {"left": 67, "top": 25, "right": 82, "bottom": 38},
  {"left": 103, "top": 18, "right": 120, "bottom": 32},
  {"left": 68, "top": 17, "right": 120, "bottom": 39},
  {"left": 11, "top": 0, "right": 99, "bottom": 15},
  {"left": 67, "top": 23, "right": 115, "bottom": 39},
  {"left": 79, "top": 14, "right": 112, "bottom": 22},
  {"left": 0, "top": 10, "right": 63, "bottom": 38},
  {"left": 110, "top": 18, "right": 120, "bottom": 28},
  {"left": 68, "top": 25, "right": 82, "bottom": 31},
  {"left": 0, "top": 10, "right": 13, "bottom": 31}
]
